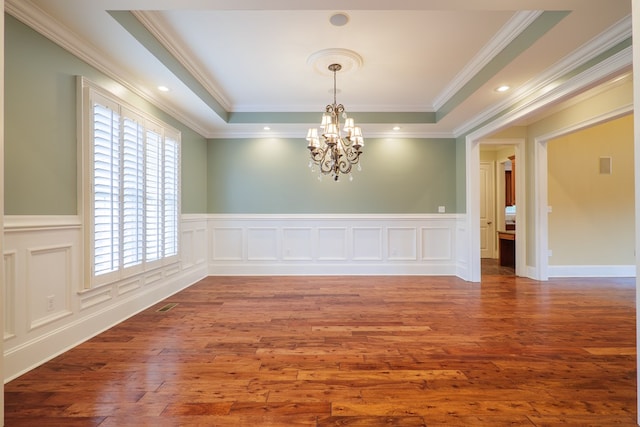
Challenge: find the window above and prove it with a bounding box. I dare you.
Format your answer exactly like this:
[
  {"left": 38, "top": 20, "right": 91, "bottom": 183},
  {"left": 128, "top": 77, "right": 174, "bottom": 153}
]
[{"left": 81, "top": 78, "right": 180, "bottom": 287}]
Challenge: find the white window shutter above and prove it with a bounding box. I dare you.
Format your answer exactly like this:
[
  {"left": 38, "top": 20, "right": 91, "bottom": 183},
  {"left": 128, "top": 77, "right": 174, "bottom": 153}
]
[
  {"left": 145, "top": 129, "right": 163, "bottom": 262},
  {"left": 93, "top": 103, "right": 120, "bottom": 276},
  {"left": 85, "top": 80, "right": 181, "bottom": 286},
  {"left": 122, "top": 114, "right": 144, "bottom": 268},
  {"left": 164, "top": 135, "right": 179, "bottom": 257}
]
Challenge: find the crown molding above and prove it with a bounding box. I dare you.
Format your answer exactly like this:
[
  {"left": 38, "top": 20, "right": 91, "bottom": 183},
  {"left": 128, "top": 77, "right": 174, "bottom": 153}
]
[
  {"left": 133, "top": 11, "right": 233, "bottom": 112},
  {"left": 432, "top": 10, "right": 543, "bottom": 111},
  {"left": 206, "top": 129, "right": 455, "bottom": 139},
  {"left": 5, "top": 0, "right": 213, "bottom": 138},
  {"left": 454, "top": 15, "right": 632, "bottom": 137}
]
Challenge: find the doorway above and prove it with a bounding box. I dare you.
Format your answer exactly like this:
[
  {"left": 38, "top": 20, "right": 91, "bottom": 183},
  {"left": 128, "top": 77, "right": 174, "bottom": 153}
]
[
  {"left": 480, "top": 143, "right": 519, "bottom": 276},
  {"left": 466, "top": 138, "right": 525, "bottom": 282}
]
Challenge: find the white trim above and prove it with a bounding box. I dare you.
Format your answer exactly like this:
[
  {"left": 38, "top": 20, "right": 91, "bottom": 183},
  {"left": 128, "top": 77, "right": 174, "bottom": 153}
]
[
  {"left": 206, "top": 213, "right": 459, "bottom": 221},
  {"left": 465, "top": 45, "right": 632, "bottom": 283},
  {"left": 3, "top": 215, "right": 208, "bottom": 382},
  {"left": 4, "top": 215, "right": 81, "bottom": 231},
  {"left": 433, "top": 11, "right": 543, "bottom": 110},
  {"left": 455, "top": 20, "right": 632, "bottom": 137},
  {"left": 134, "top": 11, "right": 232, "bottom": 112},
  {"left": 207, "top": 213, "right": 461, "bottom": 276},
  {"left": 548, "top": 265, "right": 635, "bottom": 278},
  {"left": 533, "top": 104, "right": 633, "bottom": 280},
  {"left": 3, "top": 268, "right": 203, "bottom": 382},
  {"left": 5, "top": 0, "right": 214, "bottom": 138}
]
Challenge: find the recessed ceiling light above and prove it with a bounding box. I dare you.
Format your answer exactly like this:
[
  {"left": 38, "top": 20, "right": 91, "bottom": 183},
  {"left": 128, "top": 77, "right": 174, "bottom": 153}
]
[
  {"left": 158, "top": 85, "right": 170, "bottom": 92},
  {"left": 496, "top": 85, "right": 510, "bottom": 93},
  {"left": 263, "top": 126, "right": 271, "bottom": 131},
  {"left": 393, "top": 126, "right": 401, "bottom": 131}
]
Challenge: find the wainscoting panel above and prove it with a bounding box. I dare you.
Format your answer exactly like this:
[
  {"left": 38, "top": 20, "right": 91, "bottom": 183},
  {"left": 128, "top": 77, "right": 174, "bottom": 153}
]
[
  {"left": 353, "top": 227, "right": 383, "bottom": 261},
  {"left": 421, "top": 227, "right": 452, "bottom": 261},
  {"left": 247, "top": 228, "right": 279, "bottom": 261},
  {"left": 388, "top": 227, "right": 418, "bottom": 261},
  {"left": 27, "top": 244, "right": 73, "bottom": 330},
  {"left": 3, "top": 215, "right": 209, "bottom": 382},
  {"left": 317, "top": 227, "right": 348, "bottom": 261},
  {"left": 283, "top": 228, "right": 313, "bottom": 261},
  {"left": 455, "top": 217, "right": 470, "bottom": 280},
  {"left": 3, "top": 251, "right": 17, "bottom": 341},
  {"left": 208, "top": 214, "right": 462, "bottom": 275},
  {"left": 212, "top": 227, "right": 243, "bottom": 261}
]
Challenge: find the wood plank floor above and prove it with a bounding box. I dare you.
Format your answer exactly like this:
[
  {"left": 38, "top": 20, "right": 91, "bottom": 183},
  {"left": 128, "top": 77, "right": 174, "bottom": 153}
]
[{"left": 5, "top": 274, "right": 637, "bottom": 426}]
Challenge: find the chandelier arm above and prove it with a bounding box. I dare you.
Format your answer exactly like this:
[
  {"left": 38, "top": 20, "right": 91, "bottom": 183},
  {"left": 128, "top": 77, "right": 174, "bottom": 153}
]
[{"left": 343, "top": 145, "right": 362, "bottom": 164}]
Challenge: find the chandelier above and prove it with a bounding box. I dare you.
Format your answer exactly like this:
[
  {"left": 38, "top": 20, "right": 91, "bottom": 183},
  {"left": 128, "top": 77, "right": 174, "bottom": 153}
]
[{"left": 306, "top": 63, "right": 364, "bottom": 181}]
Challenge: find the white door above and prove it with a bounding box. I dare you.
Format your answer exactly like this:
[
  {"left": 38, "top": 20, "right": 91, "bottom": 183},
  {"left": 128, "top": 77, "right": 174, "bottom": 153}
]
[{"left": 480, "top": 162, "right": 496, "bottom": 258}]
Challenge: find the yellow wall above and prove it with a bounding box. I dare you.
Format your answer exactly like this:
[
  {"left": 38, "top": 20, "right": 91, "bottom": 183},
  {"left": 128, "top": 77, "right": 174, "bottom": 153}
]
[{"left": 548, "top": 114, "right": 635, "bottom": 265}]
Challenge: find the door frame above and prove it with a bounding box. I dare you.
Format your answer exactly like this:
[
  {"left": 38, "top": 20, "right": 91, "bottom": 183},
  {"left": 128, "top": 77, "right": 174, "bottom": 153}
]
[
  {"left": 463, "top": 48, "right": 630, "bottom": 283},
  {"left": 533, "top": 105, "right": 633, "bottom": 280},
  {"left": 472, "top": 139, "right": 525, "bottom": 279}
]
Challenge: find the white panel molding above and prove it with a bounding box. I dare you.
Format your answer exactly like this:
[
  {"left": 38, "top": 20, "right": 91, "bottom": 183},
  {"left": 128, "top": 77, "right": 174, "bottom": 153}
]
[
  {"left": 207, "top": 214, "right": 461, "bottom": 275},
  {"left": 318, "top": 227, "right": 348, "bottom": 261},
  {"left": 247, "top": 228, "right": 279, "bottom": 261},
  {"left": 352, "top": 227, "right": 383, "bottom": 261},
  {"left": 3, "top": 216, "right": 208, "bottom": 382},
  {"left": 79, "top": 287, "right": 113, "bottom": 311},
  {"left": 282, "top": 227, "right": 313, "bottom": 261},
  {"left": 455, "top": 216, "right": 469, "bottom": 280},
  {"left": 212, "top": 227, "right": 244, "bottom": 261},
  {"left": 3, "top": 251, "right": 17, "bottom": 341},
  {"left": 181, "top": 229, "right": 196, "bottom": 270},
  {"left": 548, "top": 265, "right": 636, "bottom": 278},
  {"left": 145, "top": 270, "right": 165, "bottom": 287},
  {"left": 116, "top": 278, "right": 142, "bottom": 297},
  {"left": 421, "top": 226, "right": 453, "bottom": 261},
  {"left": 26, "top": 244, "right": 73, "bottom": 331},
  {"left": 387, "top": 227, "right": 418, "bottom": 261}
]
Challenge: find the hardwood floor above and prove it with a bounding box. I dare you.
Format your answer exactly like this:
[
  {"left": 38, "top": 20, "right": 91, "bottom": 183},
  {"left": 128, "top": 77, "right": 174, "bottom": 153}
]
[
  {"left": 481, "top": 258, "right": 515, "bottom": 276},
  {"left": 5, "top": 274, "right": 637, "bottom": 426}
]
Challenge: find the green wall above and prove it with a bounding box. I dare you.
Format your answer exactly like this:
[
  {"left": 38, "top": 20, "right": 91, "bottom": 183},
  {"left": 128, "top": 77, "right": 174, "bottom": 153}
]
[
  {"left": 5, "top": 14, "right": 208, "bottom": 215},
  {"left": 207, "top": 137, "right": 457, "bottom": 214},
  {"left": 6, "top": 13, "right": 460, "bottom": 216}
]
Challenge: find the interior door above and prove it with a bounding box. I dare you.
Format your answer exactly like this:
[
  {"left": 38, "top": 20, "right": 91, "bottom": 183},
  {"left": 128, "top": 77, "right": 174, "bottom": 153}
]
[{"left": 480, "top": 161, "right": 496, "bottom": 258}]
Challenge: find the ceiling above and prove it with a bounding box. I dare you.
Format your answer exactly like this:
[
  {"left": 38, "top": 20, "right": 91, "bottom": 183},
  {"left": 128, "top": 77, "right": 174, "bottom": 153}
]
[{"left": 8, "top": 0, "right": 632, "bottom": 139}]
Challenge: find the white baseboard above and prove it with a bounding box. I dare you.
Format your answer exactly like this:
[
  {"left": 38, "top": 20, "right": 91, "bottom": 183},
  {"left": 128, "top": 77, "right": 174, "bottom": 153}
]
[
  {"left": 548, "top": 264, "right": 636, "bottom": 278},
  {"left": 209, "top": 262, "right": 457, "bottom": 276},
  {"left": 4, "top": 267, "right": 206, "bottom": 382}
]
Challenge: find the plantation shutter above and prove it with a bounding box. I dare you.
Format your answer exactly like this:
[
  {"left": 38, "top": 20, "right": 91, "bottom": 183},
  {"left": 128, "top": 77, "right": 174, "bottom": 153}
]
[
  {"left": 122, "top": 111, "right": 145, "bottom": 268},
  {"left": 93, "top": 102, "right": 120, "bottom": 276},
  {"left": 164, "top": 134, "right": 180, "bottom": 257},
  {"left": 145, "top": 128, "right": 163, "bottom": 262},
  {"left": 84, "top": 79, "right": 181, "bottom": 287}
]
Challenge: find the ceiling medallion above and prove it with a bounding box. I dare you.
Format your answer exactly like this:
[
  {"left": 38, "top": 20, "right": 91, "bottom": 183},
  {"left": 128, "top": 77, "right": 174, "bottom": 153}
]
[
  {"left": 306, "top": 48, "right": 363, "bottom": 76},
  {"left": 306, "top": 63, "right": 364, "bottom": 182}
]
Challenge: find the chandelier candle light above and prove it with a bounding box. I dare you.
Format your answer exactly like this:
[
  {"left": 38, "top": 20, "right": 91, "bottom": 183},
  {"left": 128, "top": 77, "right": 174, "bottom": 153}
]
[{"left": 306, "top": 63, "right": 364, "bottom": 181}]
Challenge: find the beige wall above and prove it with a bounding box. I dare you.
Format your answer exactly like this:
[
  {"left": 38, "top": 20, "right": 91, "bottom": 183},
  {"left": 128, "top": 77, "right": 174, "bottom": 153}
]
[{"left": 548, "top": 114, "right": 634, "bottom": 265}]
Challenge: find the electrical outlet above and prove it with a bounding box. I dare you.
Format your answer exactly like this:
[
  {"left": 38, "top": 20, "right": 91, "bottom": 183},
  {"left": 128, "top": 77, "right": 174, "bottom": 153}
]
[
  {"left": 438, "top": 206, "right": 445, "bottom": 213},
  {"left": 548, "top": 250, "right": 553, "bottom": 257},
  {"left": 47, "top": 295, "right": 55, "bottom": 312}
]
